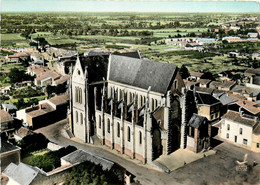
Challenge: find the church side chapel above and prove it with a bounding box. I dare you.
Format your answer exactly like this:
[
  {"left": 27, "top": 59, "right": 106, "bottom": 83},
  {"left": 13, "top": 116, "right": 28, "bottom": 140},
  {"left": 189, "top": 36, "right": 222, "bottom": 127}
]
[{"left": 69, "top": 53, "right": 205, "bottom": 164}]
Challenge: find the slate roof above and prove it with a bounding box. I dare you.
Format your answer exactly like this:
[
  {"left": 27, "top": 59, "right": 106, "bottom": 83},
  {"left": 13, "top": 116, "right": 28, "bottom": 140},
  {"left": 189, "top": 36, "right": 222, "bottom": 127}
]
[
  {"left": 196, "top": 93, "right": 219, "bottom": 105},
  {"left": 3, "top": 163, "right": 38, "bottom": 185},
  {"left": 0, "top": 140, "right": 20, "bottom": 154},
  {"left": 108, "top": 55, "right": 177, "bottom": 94},
  {"left": 213, "top": 93, "right": 235, "bottom": 106},
  {"left": 61, "top": 149, "right": 114, "bottom": 171},
  {"left": 0, "top": 110, "right": 13, "bottom": 123},
  {"left": 253, "top": 76, "right": 260, "bottom": 85},
  {"left": 222, "top": 110, "right": 258, "bottom": 127},
  {"left": 188, "top": 114, "right": 207, "bottom": 128},
  {"left": 2, "top": 104, "right": 17, "bottom": 110}
]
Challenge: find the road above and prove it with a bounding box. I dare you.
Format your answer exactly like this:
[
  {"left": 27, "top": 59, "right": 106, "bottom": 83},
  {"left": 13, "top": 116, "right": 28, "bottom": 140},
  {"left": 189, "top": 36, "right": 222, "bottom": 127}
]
[{"left": 35, "top": 119, "right": 260, "bottom": 185}]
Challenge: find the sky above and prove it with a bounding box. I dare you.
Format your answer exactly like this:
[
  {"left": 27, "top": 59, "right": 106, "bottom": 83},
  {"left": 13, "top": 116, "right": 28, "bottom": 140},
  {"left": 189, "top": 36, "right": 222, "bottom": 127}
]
[{"left": 1, "top": 0, "right": 260, "bottom": 13}]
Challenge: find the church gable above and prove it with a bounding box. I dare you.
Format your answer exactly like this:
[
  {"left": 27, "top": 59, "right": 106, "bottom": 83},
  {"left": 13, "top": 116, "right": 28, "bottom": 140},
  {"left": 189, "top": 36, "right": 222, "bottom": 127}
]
[{"left": 72, "top": 57, "right": 85, "bottom": 83}]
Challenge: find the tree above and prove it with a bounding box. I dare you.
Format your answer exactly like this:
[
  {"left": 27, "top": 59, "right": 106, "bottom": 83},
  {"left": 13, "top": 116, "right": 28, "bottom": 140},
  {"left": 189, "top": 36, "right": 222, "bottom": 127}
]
[
  {"left": 8, "top": 68, "right": 34, "bottom": 83},
  {"left": 18, "top": 133, "right": 49, "bottom": 156},
  {"left": 179, "top": 65, "right": 190, "bottom": 79},
  {"left": 65, "top": 161, "right": 123, "bottom": 185},
  {"left": 201, "top": 71, "right": 215, "bottom": 81}
]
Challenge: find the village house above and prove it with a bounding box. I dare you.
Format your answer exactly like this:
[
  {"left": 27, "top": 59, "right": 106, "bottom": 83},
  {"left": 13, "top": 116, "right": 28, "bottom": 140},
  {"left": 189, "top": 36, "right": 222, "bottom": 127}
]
[
  {"left": 1, "top": 141, "right": 21, "bottom": 172},
  {"left": 222, "top": 36, "right": 245, "bottom": 43},
  {"left": 194, "top": 90, "right": 221, "bottom": 121},
  {"left": 16, "top": 94, "right": 70, "bottom": 129},
  {"left": 220, "top": 110, "right": 259, "bottom": 153},
  {"left": 197, "top": 79, "right": 211, "bottom": 88},
  {"left": 70, "top": 54, "right": 190, "bottom": 164},
  {"left": 13, "top": 127, "right": 34, "bottom": 141},
  {"left": 247, "top": 32, "right": 258, "bottom": 38},
  {"left": 209, "top": 80, "right": 236, "bottom": 91},
  {"left": 7, "top": 52, "right": 30, "bottom": 63},
  {"left": 231, "top": 86, "right": 260, "bottom": 102},
  {"left": 186, "top": 114, "right": 211, "bottom": 153},
  {"left": 1, "top": 110, "right": 14, "bottom": 138},
  {"left": 244, "top": 68, "right": 260, "bottom": 87},
  {"left": 188, "top": 71, "right": 204, "bottom": 81}
]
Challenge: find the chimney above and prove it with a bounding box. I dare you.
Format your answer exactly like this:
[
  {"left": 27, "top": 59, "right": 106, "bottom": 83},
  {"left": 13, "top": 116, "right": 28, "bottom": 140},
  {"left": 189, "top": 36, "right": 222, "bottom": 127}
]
[{"left": 254, "top": 116, "right": 258, "bottom": 123}]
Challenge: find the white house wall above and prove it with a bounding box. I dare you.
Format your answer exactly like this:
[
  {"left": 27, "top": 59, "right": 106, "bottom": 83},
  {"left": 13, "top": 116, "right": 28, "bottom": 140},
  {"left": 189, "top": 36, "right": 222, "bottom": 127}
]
[{"left": 221, "top": 119, "right": 253, "bottom": 147}]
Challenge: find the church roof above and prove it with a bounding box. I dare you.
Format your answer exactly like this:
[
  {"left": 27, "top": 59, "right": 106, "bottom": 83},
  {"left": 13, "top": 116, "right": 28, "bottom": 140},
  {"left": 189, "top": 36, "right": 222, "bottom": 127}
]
[{"left": 108, "top": 55, "right": 177, "bottom": 94}]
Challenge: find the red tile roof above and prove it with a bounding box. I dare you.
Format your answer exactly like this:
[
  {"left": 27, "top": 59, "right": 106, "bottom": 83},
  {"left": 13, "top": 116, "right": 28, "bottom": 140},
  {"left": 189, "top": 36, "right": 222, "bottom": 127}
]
[
  {"left": 0, "top": 110, "right": 13, "bottom": 123},
  {"left": 222, "top": 110, "right": 258, "bottom": 127},
  {"left": 189, "top": 71, "right": 204, "bottom": 77},
  {"left": 48, "top": 94, "right": 70, "bottom": 106},
  {"left": 235, "top": 100, "right": 260, "bottom": 115},
  {"left": 27, "top": 103, "right": 55, "bottom": 118}
]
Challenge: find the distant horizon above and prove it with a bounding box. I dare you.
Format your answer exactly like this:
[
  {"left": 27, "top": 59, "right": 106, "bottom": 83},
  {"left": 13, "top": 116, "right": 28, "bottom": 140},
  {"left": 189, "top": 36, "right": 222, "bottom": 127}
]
[{"left": 1, "top": 1, "right": 260, "bottom": 13}]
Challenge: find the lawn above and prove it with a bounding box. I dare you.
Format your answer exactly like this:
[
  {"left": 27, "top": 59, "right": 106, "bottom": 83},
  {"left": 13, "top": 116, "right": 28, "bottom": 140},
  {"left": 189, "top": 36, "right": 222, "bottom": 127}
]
[
  {"left": 22, "top": 149, "right": 50, "bottom": 164},
  {"left": 3, "top": 95, "right": 47, "bottom": 104}
]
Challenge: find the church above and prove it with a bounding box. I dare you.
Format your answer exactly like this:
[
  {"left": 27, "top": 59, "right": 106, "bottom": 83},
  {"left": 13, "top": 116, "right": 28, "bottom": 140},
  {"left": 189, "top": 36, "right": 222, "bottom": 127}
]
[{"left": 69, "top": 53, "right": 188, "bottom": 164}]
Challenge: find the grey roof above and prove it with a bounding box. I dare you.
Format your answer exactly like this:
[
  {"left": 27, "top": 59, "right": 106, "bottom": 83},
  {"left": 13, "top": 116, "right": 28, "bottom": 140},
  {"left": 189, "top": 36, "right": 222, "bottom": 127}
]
[
  {"left": 213, "top": 93, "right": 235, "bottom": 106},
  {"left": 113, "top": 51, "right": 141, "bottom": 59},
  {"left": 108, "top": 55, "right": 177, "bottom": 94},
  {"left": 3, "top": 162, "right": 38, "bottom": 185},
  {"left": 2, "top": 103, "right": 17, "bottom": 110},
  {"left": 1, "top": 140, "right": 20, "bottom": 154},
  {"left": 188, "top": 114, "right": 207, "bottom": 128},
  {"left": 61, "top": 149, "right": 114, "bottom": 171},
  {"left": 196, "top": 93, "right": 219, "bottom": 105},
  {"left": 253, "top": 76, "right": 260, "bottom": 85}
]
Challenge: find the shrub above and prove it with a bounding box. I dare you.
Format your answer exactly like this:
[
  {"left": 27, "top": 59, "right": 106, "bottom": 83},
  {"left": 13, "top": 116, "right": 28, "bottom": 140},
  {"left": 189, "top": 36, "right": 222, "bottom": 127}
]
[{"left": 65, "top": 161, "right": 123, "bottom": 185}]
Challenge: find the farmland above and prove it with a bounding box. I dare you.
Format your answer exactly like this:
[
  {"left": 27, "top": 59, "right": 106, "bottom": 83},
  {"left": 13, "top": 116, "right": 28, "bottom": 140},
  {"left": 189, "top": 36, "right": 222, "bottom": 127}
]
[{"left": 1, "top": 12, "right": 260, "bottom": 74}]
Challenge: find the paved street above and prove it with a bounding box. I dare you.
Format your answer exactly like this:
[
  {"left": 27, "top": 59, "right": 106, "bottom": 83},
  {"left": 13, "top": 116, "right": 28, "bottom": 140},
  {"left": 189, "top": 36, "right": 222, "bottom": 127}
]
[{"left": 35, "top": 119, "right": 260, "bottom": 185}]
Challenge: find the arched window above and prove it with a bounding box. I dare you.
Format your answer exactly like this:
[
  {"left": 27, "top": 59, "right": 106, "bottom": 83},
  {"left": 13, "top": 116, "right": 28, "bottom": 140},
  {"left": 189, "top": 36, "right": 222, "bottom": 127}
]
[
  {"left": 99, "top": 115, "right": 101, "bottom": 128},
  {"left": 127, "top": 126, "right": 131, "bottom": 142},
  {"left": 139, "top": 95, "right": 142, "bottom": 107},
  {"left": 129, "top": 92, "right": 133, "bottom": 103},
  {"left": 107, "top": 119, "right": 110, "bottom": 133},
  {"left": 79, "top": 88, "right": 82, "bottom": 104},
  {"left": 75, "top": 87, "right": 78, "bottom": 103},
  {"left": 117, "top": 122, "right": 120, "bottom": 137},
  {"left": 139, "top": 131, "right": 142, "bottom": 144},
  {"left": 151, "top": 99, "right": 154, "bottom": 111},
  {"left": 80, "top": 113, "right": 83, "bottom": 124},
  {"left": 155, "top": 99, "right": 158, "bottom": 109},
  {"left": 174, "top": 80, "right": 178, "bottom": 90},
  {"left": 143, "top": 96, "right": 146, "bottom": 106},
  {"left": 76, "top": 111, "right": 78, "bottom": 123}
]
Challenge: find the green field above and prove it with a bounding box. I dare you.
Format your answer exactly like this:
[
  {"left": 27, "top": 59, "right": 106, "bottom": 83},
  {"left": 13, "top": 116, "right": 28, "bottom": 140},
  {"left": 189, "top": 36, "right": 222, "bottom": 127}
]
[{"left": 1, "top": 12, "right": 259, "bottom": 73}]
